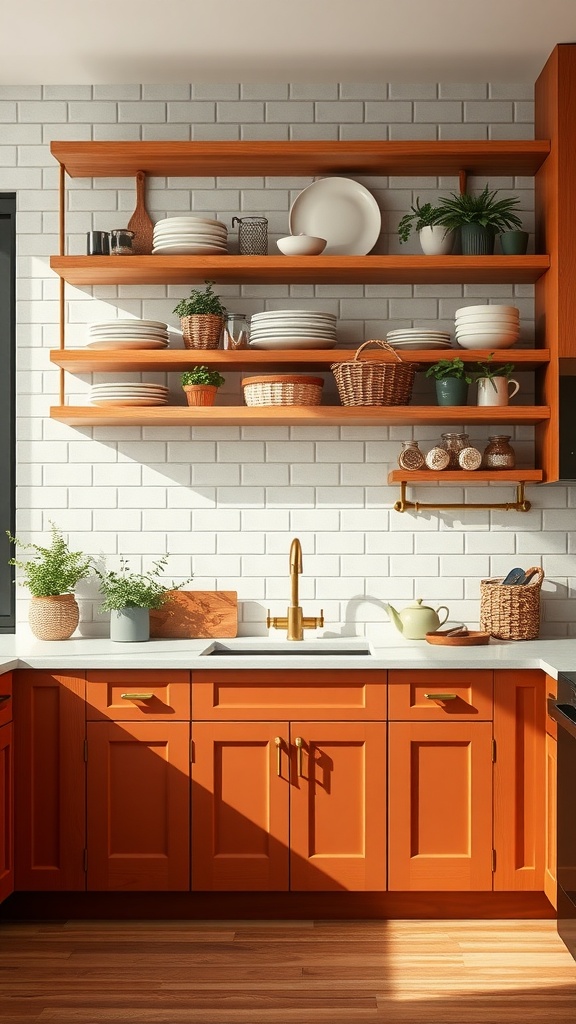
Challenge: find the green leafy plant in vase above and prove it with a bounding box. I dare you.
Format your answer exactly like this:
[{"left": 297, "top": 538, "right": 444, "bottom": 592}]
[
  {"left": 474, "top": 353, "right": 520, "bottom": 407},
  {"left": 95, "top": 555, "right": 193, "bottom": 642},
  {"left": 173, "top": 280, "right": 227, "bottom": 350},
  {"left": 397, "top": 198, "right": 454, "bottom": 255},
  {"left": 425, "top": 357, "right": 472, "bottom": 406},
  {"left": 436, "top": 184, "right": 523, "bottom": 255},
  {"left": 6, "top": 522, "right": 92, "bottom": 640},
  {"left": 181, "top": 365, "right": 226, "bottom": 407}
]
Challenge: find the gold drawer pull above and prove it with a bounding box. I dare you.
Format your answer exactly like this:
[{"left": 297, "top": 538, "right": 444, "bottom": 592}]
[
  {"left": 295, "top": 736, "right": 304, "bottom": 777},
  {"left": 424, "top": 693, "right": 457, "bottom": 701},
  {"left": 120, "top": 693, "right": 154, "bottom": 700}
]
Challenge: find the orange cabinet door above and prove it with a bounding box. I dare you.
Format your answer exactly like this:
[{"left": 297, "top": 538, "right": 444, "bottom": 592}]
[
  {"left": 0, "top": 723, "right": 13, "bottom": 904},
  {"left": 493, "top": 670, "right": 546, "bottom": 891},
  {"left": 87, "top": 721, "right": 190, "bottom": 891},
  {"left": 545, "top": 674, "right": 557, "bottom": 908},
  {"left": 289, "top": 722, "right": 386, "bottom": 892},
  {"left": 388, "top": 670, "right": 493, "bottom": 721},
  {"left": 192, "top": 722, "right": 289, "bottom": 891},
  {"left": 14, "top": 671, "right": 86, "bottom": 891},
  {"left": 388, "top": 721, "right": 493, "bottom": 891},
  {"left": 86, "top": 670, "right": 190, "bottom": 721},
  {"left": 0, "top": 673, "right": 12, "bottom": 728}
]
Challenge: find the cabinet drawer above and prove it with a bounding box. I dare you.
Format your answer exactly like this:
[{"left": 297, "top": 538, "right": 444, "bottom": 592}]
[
  {"left": 192, "top": 670, "right": 387, "bottom": 720},
  {"left": 0, "top": 673, "right": 12, "bottom": 728},
  {"left": 86, "top": 671, "right": 190, "bottom": 720},
  {"left": 388, "top": 670, "right": 493, "bottom": 720}
]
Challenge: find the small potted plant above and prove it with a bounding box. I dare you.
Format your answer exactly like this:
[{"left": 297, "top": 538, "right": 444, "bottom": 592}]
[
  {"left": 475, "top": 354, "right": 520, "bottom": 407},
  {"left": 6, "top": 523, "right": 92, "bottom": 640},
  {"left": 425, "top": 357, "right": 472, "bottom": 406},
  {"left": 436, "top": 184, "right": 523, "bottom": 255},
  {"left": 95, "top": 555, "right": 192, "bottom": 643},
  {"left": 173, "top": 280, "right": 227, "bottom": 350},
  {"left": 397, "top": 198, "right": 454, "bottom": 255},
  {"left": 181, "top": 365, "right": 226, "bottom": 407}
]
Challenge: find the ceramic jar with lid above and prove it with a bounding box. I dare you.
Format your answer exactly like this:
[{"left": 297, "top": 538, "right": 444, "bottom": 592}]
[{"left": 483, "top": 434, "right": 516, "bottom": 469}]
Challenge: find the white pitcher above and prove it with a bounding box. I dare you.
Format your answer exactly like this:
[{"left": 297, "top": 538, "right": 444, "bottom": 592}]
[{"left": 477, "top": 375, "right": 520, "bottom": 407}]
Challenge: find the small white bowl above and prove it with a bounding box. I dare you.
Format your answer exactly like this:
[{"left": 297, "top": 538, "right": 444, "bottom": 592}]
[
  {"left": 277, "top": 234, "right": 327, "bottom": 256},
  {"left": 455, "top": 304, "right": 519, "bottom": 318}
]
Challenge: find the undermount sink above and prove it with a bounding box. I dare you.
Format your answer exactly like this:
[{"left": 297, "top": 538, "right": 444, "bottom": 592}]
[{"left": 202, "top": 639, "right": 374, "bottom": 657}]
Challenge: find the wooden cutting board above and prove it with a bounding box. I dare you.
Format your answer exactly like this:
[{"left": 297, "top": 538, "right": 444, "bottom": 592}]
[{"left": 150, "top": 591, "right": 238, "bottom": 639}]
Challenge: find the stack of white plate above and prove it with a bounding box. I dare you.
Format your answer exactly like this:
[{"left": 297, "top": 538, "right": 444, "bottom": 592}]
[
  {"left": 152, "top": 217, "right": 228, "bottom": 255},
  {"left": 89, "top": 383, "right": 169, "bottom": 407},
  {"left": 386, "top": 328, "right": 452, "bottom": 351},
  {"left": 249, "top": 309, "right": 337, "bottom": 350},
  {"left": 87, "top": 319, "right": 169, "bottom": 351},
  {"left": 455, "top": 305, "right": 520, "bottom": 350}
]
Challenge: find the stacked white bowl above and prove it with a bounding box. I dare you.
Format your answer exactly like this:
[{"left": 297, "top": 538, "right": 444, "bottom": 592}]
[{"left": 455, "top": 305, "right": 520, "bottom": 350}]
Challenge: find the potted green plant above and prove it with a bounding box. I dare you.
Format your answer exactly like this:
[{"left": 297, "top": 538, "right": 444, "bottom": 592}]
[
  {"left": 436, "top": 184, "right": 523, "bottom": 255},
  {"left": 6, "top": 523, "right": 92, "bottom": 640},
  {"left": 173, "top": 280, "right": 227, "bottom": 350},
  {"left": 475, "top": 355, "right": 520, "bottom": 407},
  {"left": 95, "top": 555, "right": 192, "bottom": 643},
  {"left": 425, "top": 357, "right": 472, "bottom": 406},
  {"left": 181, "top": 365, "right": 226, "bottom": 407},
  {"left": 397, "top": 198, "right": 454, "bottom": 255}
]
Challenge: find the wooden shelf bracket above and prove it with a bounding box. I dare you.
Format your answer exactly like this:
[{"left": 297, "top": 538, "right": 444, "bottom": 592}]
[{"left": 393, "top": 481, "right": 532, "bottom": 514}]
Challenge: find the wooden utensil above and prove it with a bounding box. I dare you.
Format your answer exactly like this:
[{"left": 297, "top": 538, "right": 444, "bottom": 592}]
[
  {"left": 150, "top": 590, "right": 238, "bottom": 638},
  {"left": 127, "top": 170, "right": 153, "bottom": 254},
  {"left": 425, "top": 630, "right": 490, "bottom": 647}
]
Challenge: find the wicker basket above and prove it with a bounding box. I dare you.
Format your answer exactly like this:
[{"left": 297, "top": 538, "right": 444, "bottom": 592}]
[
  {"left": 28, "top": 594, "right": 79, "bottom": 641},
  {"left": 242, "top": 375, "right": 324, "bottom": 407},
  {"left": 180, "top": 314, "right": 224, "bottom": 350},
  {"left": 479, "top": 567, "right": 544, "bottom": 640},
  {"left": 331, "top": 340, "right": 417, "bottom": 407}
]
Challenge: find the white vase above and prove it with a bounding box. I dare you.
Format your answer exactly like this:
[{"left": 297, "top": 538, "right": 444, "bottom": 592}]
[
  {"left": 477, "top": 376, "right": 521, "bottom": 407},
  {"left": 110, "top": 607, "right": 150, "bottom": 642},
  {"left": 418, "top": 226, "right": 454, "bottom": 256}
]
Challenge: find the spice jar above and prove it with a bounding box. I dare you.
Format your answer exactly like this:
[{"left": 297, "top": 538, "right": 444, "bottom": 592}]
[
  {"left": 439, "top": 432, "right": 470, "bottom": 469},
  {"left": 458, "top": 446, "right": 482, "bottom": 470},
  {"left": 425, "top": 446, "right": 450, "bottom": 471},
  {"left": 397, "top": 440, "right": 425, "bottom": 471},
  {"left": 483, "top": 434, "right": 516, "bottom": 469},
  {"left": 110, "top": 229, "right": 135, "bottom": 255}
]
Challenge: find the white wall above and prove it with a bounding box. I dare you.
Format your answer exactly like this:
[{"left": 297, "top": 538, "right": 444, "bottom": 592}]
[{"left": 4, "top": 81, "right": 575, "bottom": 637}]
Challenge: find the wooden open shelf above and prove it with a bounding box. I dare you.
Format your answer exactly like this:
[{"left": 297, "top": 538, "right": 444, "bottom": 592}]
[
  {"left": 50, "top": 255, "right": 550, "bottom": 287},
  {"left": 389, "top": 469, "right": 544, "bottom": 484}
]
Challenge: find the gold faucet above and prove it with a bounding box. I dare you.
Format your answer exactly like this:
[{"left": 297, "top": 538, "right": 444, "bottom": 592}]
[{"left": 267, "top": 537, "right": 324, "bottom": 641}]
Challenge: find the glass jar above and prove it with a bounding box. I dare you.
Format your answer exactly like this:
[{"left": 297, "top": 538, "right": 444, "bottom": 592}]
[
  {"left": 223, "top": 313, "right": 250, "bottom": 350},
  {"left": 397, "top": 440, "right": 425, "bottom": 471},
  {"left": 483, "top": 434, "right": 516, "bottom": 469},
  {"left": 109, "top": 228, "right": 135, "bottom": 255},
  {"left": 425, "top": 446, "right": 450, "bottom": 471},
  {"left": 232, "top": 216, "right": 268, "bottom": 255},
  {"left": 439, "top": 432, "right": 470, "bottom": 469}
]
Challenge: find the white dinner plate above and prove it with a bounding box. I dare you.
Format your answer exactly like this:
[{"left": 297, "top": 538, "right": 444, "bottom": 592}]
[
  {"left": 387, "top": 329, "right": 451, "bottom": 338},
  {"left": 153, "top": 237, "right": 228, "bottom": 248},
  {"left": 88, "top": 327, "right": 169, "bottom": 336},
  {"left": 289, "top": 177, "right": 381, "bottom": 255},
  {"left": 152, "top": 243, "right": 228, "bottom": 255},
  {"left": 249, "top": 330, "right": 337, "bottom": 340},
  {"left": 89, "top": 319, "right": 168, "bottom": 330},
  {"left": 248, "top": 338, "right": 338, "bottom": 350},
  {"left": 87, "top": 340, "right": 169, "bottom": 350},
  {"left": 90, "top": 398, "right": 169, "bottom": 407},
  {"left": 155, "top": 216, "right": 227, "bottom": 230},
  {"left": 251, "top": 309, "right": 337, "bottom": 320},
  {"left": 388, "top": 341, "right": 452, "bottom": 350},
  {"left": 154, "top": 225, "right": 227, "bottom": 237}
]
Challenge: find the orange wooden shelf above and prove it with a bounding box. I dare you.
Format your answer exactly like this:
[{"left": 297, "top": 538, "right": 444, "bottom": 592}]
[{"left": 388, "top": 469, "right": 544, "bottom": 484}]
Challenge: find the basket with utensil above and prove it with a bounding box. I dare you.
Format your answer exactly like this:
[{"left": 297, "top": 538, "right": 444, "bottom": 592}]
[
  {"left": 331, "top": 339, "right": 417, "bottom": 406},
  {"left": 479, "top": 566, "right": 544, "bottom": 640}
]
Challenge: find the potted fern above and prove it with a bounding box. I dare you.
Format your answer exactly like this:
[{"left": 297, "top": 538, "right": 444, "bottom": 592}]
[
  {"left": 397, "top": 198, "right": 454, "bottom": 255},
  {"left": 181, "top": 365, "right": 226, "bottom": 407},
  {"left": 6, "top": 523, "right": 92, "bottom": 640},
  {"left": 173, "top": 280, "right": 227, "bottom": 350},
  {"left": 425, "top": 357, "right": 472, "bottom": 406},
  {"left": 95, "top": 555, "right": 192, "bottom": 642},
  {"left": 436, "top": 184, "right": 523, "bottom": 255}
]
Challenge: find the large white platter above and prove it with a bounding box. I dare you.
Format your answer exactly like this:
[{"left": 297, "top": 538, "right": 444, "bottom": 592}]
[{"left": 289, "top": 177, "right": 381, "bottom": 255}]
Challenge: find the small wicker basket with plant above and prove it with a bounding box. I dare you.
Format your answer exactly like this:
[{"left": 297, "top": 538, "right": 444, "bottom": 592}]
[{"left": 173, "top": 281, "right": 227, "bottom": 349}]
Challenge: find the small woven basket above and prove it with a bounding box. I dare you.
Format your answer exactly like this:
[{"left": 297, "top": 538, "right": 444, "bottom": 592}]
[
  {"left": 180, "top": 314, "right": 224, "bottom": 350},
  {"left": 242, "top": 375, "right": 324, "bottom": 407},
  {"left": 28, "top": 594, "right": 79, "bottom": 641},
  {"left": 331, "top": 340, "right": 417, "bottom": 406},
  {"left": 479, "top": 567, "right": 544, "bottom": 640}
]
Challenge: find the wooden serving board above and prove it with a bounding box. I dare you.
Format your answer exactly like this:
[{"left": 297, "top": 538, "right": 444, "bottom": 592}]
[
  {"left": 150, "top": 591, "right": 238, "bottom": 639},
  {"left": 425, "top": 630, "right": 490, "bottom": 647}
]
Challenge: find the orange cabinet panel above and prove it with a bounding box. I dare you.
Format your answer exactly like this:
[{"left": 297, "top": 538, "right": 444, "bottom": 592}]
[
  {"left": 192, "top": 670, "right": 386, "bottom": 721},
  {"left": 388, "top": 721, "right": 493, "bottom": 891},
  {"left": 290, "top": 722, "right": 386, "bottom": 892},
  {"left": 0, "top": 672, "right": 12, "bottom": 728},
  {"left": 87, "top": 720, "right": 190, "bottom": 891},
  {"left": 493, "top": 670, "right": 546, "bottom": 891},
  {"left": 388, "top": 670, "right": 493, "bottom": 721},
  {"left": 14, "top": 671, "right": 86, "bottom": 891},
  {"left": 545, "top": 729, "right": 557, "bottom": 909},
  {"left": 192, "top": 722, "right": 289, "bottom": 891},
  {"left": 86, "top": 670, "right": 190, "bottom": 721},
  {"left": 0, "top": 723, "right": 13, "bottom": 904}
]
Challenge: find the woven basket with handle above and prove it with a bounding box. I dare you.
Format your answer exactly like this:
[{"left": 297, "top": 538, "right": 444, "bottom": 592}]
[
  {"left": 180, "top": 313, "right": 224, "bottom": 350},
  {"left": 331, "top": 339, "right": 417, "bottom": 406},
  {"left": 479, "top": 566, "right": 544, "bottom": 640}
]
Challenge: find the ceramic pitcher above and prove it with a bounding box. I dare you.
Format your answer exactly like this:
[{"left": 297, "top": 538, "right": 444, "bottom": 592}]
[{"left": 477, "top": 376, "right": 520, "bottom": 407}]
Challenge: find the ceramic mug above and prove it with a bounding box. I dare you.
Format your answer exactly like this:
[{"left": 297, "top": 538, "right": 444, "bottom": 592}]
[{"left": 477, "top": 376, "right": 520, "bottom": 406}]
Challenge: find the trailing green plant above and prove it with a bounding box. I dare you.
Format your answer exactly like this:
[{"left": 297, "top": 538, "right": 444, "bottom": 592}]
[
  {"left": 425, "top": 357, "right": 472, "bottom": 384},
  {"left": 173, "top": 281, "right": 227, "bottom": 319},
  {"left": 6, "top": 522, "right": 92, "bottom": 597},
  {"left": 181, "top": 365, "right": 226, "bottom": 388},
  {"left": 397, "top": 199, "right": 447, "bottom": 244},
  {"left": 436, "top": 184, "right": 523, "bottom": 233},
  {"left": 95, "top": 555, "right": 192, "bottom": 612},
  {"left": 475, "top": 353, "right": 516, "bottom": 391}
]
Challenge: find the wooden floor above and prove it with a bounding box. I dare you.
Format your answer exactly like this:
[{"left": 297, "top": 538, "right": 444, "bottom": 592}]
[{"left": 0, "top": 918, "right": 574, "bottom": 1023}]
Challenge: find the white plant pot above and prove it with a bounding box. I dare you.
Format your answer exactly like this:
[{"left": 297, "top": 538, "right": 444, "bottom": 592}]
[
  {"left": 110, "top": 607, "right": 150, "bottom": 642},
  {"left": 418, "top": 226, "right": 454, "bottom": 256}
]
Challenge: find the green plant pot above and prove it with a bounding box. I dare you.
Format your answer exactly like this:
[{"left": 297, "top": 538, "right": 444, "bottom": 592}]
[
  {"left": 110, "top": 607, "right": 150, "bottom": 642},
  {"left": 435, "top": 378, "right": 469, "bottom": 406},
  {"left": 459, "top": 223, "right": 495, "bottom": 255},
  {"left": 499, "top": 230, "right": 529, "bottom": 255}
]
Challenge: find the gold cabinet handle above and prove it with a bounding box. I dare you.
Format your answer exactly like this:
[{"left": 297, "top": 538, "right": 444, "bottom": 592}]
[
  {"left": 275, "top": 736, "right": 283, "bottom": 777},
  {"left": 120, "top": 693, "right": 154, "bottom": 700},
  {"left": 424, "top": 693, "right": 457, "bottom": 701},
  {"left": 295, "top": 736, "right": 304, "bottom": 777}
]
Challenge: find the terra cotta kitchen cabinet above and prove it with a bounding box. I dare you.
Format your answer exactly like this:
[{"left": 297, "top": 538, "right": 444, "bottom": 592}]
[{"left": 0, "top": 721, "right": 13, "bottom": 904}]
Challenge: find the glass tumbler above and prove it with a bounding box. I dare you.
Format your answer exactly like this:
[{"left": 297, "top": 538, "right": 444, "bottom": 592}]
[
  {"left": 110, "top": 229, "right": 135, "bottom": 255},
  {"left": 232, "top": 216, "right": 268, "bottom": 255}
]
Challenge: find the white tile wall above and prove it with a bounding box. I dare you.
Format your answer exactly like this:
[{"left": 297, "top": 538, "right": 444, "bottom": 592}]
[{"left": 6, "top": 82, "right": 575, "bottom": 637}]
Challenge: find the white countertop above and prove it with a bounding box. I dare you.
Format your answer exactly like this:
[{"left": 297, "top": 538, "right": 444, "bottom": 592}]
[{"left": 0, "top": 633, "right": 574, "bottom": 677}]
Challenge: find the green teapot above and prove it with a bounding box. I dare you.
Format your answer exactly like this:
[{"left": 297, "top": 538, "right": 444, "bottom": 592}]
[{"left": 385, "top": 598, "right": 449, "bottom": 640}]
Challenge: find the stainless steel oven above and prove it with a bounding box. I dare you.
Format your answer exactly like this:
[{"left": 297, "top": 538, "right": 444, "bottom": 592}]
[{"left": 547, "top": 671, "right": 576, "bottom": 959}]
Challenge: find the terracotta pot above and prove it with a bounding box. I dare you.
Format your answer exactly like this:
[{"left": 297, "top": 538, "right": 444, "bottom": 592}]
[
  {"left": 183, "top": 384, "right": 218, "bottom": 407},
  {"left": 28, "top": 594, "right": 79, "bottom": 641}
]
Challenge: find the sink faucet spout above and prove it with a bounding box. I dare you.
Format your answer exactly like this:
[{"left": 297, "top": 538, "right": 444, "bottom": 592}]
[{"left": 267, "top": 537, "right": 324, "bottom": 641}]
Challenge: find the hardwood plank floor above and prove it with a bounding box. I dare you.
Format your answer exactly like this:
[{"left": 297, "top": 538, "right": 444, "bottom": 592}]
[{"left": 0, "top": 919, "right": 574, "bottom": 1023}]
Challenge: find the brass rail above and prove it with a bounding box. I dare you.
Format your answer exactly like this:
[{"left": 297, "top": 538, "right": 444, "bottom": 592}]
[{"left": 393, "top": 481, "right": 532, "bottom": 513}]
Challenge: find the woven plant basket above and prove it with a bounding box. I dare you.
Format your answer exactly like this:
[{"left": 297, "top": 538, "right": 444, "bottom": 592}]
[
  {"left": 180, "top": 314, "right": 224, "bottom": 350},
  {"left": 28, "top": 594, "right": 79, "bottom": 641},
  {"left": 183, "top": 384, "right": 218, "bottom": 407},
  {"left": 331, "top": 340, "right": 417, "bottom": 407},
  {"left": 479, "top": 566, "right": 544, "bottom": 640},
  {"left": 242, "top": 375, "right": 324, "bottom": 407}
]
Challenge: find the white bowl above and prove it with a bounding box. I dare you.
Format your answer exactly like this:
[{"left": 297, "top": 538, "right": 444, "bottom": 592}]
[
  {"left": 276, "top": 234, "right": 327, "bottom": 256},
  {"left": 455, "top": 326, "right": 519, "bottom": 338},
  {"left": 455, "top": 304, "right": 519, "bottom": 318},
  {"left": 456, "top": 334, "right": 518, "bottom": 349},
  {"left": 455, "top": 312, "right": 519, "bottom": 325},
  {"left": 455, "top": 319, "right": 520, "bottom": 330}
]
